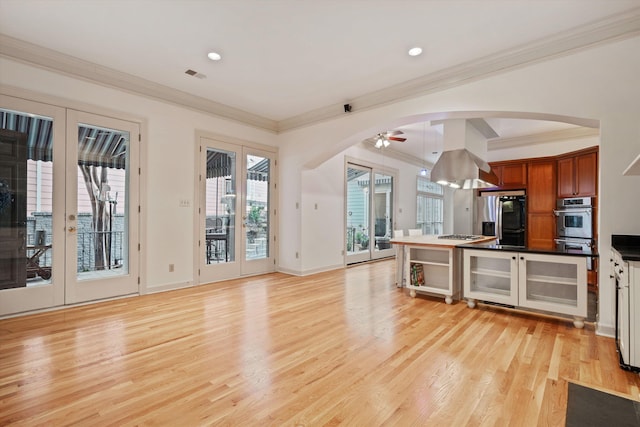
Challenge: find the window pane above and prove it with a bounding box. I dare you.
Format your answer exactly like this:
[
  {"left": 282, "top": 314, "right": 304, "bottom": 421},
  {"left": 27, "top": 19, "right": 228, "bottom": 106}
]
[
  {"left": 205, "top": 148, "right": 235, "bottom": 264},
  {"left": 417, "top": 177, "right": 444, "bottom": 235},
  {"left": 1, "top": 109, "right": 54, "bottom": 288},
  {"left": 245, "top": 154, "right": 269, "bottom": 261},
  {"left": 76, "top": 123, "right": 129, "bottom": 280}
]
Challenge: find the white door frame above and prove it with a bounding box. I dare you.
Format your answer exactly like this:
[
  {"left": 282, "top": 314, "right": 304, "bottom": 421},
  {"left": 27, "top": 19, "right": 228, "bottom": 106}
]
[
  {"left": 64, "top": 110, "right": 140, "bottom": 304},
  {"left": 195, "top": 132, "right": 278, "bottom": 285}
]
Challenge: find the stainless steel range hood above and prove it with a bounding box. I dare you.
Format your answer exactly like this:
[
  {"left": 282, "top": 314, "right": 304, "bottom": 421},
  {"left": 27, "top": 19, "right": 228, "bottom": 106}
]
[
  {"left": 430, "top": 119, "right": 499, "bottom": 189},
  {"left": 430, "top": 148, "right": 499, "bottom": 189}
]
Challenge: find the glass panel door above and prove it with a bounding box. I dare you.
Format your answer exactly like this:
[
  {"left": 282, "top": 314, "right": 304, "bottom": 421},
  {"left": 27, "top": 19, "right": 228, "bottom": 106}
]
[
  {"left": 346, "top": 164, "right": 371, "bottom": 264},
  {"left": 0, "top": 97, "right": 66, "bottom": 316},
  {"left": 372, "top": 171, "right": 394, "bottom": 259},
  {"left": 346, "top": 163, "right": 396, "bottom": 265},
  {"left": 241, "top": 147, "right": 275, "bottom": 276},
  {"left": 64, "top": 110, "right": 139, "bottom": 304},
  {"left": 198, "top": 138, "right": 276, "bottom": 282}
]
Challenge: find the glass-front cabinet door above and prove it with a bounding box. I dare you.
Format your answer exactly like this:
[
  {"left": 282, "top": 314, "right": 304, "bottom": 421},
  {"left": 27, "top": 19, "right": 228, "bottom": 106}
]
[{"left": 463, "top": 249, "right": 518, "bottom": 307}]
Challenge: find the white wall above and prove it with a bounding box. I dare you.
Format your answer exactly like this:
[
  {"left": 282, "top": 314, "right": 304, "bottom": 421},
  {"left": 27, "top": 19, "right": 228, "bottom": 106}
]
[{"left": 278, "top": 35, "right": 640, "bottom": 336}]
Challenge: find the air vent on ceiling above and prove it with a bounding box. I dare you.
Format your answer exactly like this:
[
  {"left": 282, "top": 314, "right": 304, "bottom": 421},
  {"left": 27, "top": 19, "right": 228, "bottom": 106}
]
[{"left": 185, "top": 69, "right": 207, "bottom": 79}]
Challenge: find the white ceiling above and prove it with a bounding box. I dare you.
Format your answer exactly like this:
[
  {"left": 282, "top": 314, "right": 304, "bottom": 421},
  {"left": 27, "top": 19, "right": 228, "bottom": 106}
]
[{"left": 0, "top": 0, "right": 636, "bottom": 159}]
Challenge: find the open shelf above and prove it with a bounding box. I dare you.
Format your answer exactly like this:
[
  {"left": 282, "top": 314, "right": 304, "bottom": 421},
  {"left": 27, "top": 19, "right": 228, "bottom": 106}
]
[{"left": 409, "top": 259, "right": 449, "bottom": 267}]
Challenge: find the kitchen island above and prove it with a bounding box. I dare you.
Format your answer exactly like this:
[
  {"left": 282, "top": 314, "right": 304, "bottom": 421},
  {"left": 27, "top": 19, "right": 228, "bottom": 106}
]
[
  {"left": 390, "top": 234, "right": 496, "bottom": 303},
  {"left": 458, "top": 242, "right": 598, "bottom": 328}
]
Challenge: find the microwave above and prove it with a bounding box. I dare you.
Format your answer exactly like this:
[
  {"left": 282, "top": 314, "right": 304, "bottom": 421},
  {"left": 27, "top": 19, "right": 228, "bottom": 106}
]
[{"left": 554, "top": 198, "right": 593, "bottom": 239}]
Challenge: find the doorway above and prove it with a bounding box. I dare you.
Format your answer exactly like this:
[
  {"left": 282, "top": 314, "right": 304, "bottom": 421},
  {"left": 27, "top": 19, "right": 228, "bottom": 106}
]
[
  {"left": 0, "top": 95, "right": 140, "bottom": 316},
  {"left": 345, "top": 161, "right": 396, "bottom": 265},
  {"left": 197, "top": 136, "right": 277, "bottom": 284}
]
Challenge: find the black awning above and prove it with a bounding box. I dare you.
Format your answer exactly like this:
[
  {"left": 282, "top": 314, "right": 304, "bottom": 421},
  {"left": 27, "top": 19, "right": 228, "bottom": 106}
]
[
  {"left": 1, "top": 111, "right": 128, "bottom": 169},
  {"left": 206, "top": 150, "right": 232, "bottom": 179},
  {"left": 206, "top": 151, "right": 269, "bottom": 182}
]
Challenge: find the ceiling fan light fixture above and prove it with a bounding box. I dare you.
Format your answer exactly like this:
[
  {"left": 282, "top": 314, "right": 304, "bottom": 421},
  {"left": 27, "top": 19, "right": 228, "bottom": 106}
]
[
  {"left": 383, "top": 139, "right": 390, "bottom": 148},
  {"left": 408, "top": 47, "right": 422, "bottom": 57},
  {"left": 375, "top": 138, "right": 384, "bottom": 148}
]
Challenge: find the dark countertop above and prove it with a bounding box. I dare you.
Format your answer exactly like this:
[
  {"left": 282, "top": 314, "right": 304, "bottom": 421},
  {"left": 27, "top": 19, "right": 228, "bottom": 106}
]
[
  {"left": 612, "top": 235, "right": 640, "bottom": 262},
  {"left": 456, "top": 242, "right": 598, "bottom": 258}
]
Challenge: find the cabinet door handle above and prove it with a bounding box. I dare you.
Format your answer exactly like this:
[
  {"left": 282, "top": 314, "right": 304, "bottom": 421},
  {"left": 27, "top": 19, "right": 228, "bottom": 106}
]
[
  {"left": 520, "top": 256, "right": 524, "bottom": 260},
  {"left": 512, "top": 256, "right": 516, "bottom": 260}
]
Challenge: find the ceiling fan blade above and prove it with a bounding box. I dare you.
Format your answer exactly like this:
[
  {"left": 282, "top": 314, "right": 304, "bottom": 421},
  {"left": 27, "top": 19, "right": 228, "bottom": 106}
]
[
  {"left": 386, "top": 130, "right": 404, "bottom": 136},
  {"left": 388, "top": 136, "right": 407, "bottom": 142},
  {"left": 362, "top": 137, "right": 377, "bottom": 144}
]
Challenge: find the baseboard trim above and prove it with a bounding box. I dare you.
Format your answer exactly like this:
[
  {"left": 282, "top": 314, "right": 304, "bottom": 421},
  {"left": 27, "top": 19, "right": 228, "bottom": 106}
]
[{"left": 144, "top": 280, "right": 193, "bottom": 294}]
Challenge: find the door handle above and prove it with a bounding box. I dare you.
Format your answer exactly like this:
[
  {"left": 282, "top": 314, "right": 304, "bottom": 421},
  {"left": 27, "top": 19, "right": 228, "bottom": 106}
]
[{"left": 68, "top": 226, "right": 77, "bottom": 233}]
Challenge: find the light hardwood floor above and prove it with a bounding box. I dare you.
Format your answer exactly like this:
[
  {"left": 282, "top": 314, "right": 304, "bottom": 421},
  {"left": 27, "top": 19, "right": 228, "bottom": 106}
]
[{"left": 1, "top": 259, "right": 639, "bottom": 426}]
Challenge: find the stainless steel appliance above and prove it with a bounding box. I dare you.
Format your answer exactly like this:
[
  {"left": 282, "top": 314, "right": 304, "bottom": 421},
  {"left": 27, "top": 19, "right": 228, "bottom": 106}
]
[
  {"left": 554, "top": 237, "right": 594, "bottom": 269},
  {"left": 554, "top": 197, "right": 593, "bottom": 239},
  {"left": 475, "top": 190, "right": 526, "bottom": 247},
  {"left": 612, "top": 234, "right": 640, "bottom": 372}
]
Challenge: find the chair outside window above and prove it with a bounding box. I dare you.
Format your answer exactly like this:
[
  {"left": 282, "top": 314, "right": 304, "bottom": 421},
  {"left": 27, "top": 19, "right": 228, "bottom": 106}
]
[{"left": 206, "top": 217, "right": 228, "bottom": 263}]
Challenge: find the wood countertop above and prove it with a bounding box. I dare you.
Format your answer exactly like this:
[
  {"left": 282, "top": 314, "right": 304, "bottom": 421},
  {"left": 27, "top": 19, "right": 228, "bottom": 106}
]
[{"left": 389, "top": 235, "right": 497, "bottom": 248}]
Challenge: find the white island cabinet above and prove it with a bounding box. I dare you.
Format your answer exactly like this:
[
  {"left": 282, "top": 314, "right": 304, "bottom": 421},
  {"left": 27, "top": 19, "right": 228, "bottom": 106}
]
[
  {"left": 463, "top": 249, "right": 588, "bottom": 328},
  {"left": 390, "top": 235, "right": 496, "bottom": 304}
]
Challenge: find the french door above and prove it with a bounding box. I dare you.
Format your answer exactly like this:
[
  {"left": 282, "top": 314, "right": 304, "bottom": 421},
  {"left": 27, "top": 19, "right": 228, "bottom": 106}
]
[
  {"left": 198, "top": 136, "right": 276, "bottom": 284},
  {"left": 0, "top": 95, "right": 140, "bottom": 316},
  {"left": 345, "top": 161, "right": 396, "bottom": 265}
]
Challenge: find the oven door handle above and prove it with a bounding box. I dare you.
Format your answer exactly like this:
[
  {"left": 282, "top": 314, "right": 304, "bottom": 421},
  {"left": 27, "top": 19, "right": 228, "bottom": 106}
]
[
  {"left": 553, "top": 208, "right": 592, "bottom": 215},
  {"left": 554, "top": 238, "right": 591, "bottom": 249}
]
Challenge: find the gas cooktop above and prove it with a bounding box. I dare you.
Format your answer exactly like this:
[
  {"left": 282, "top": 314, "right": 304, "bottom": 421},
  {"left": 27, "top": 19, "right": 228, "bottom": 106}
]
[{"left": 437, "top": 234, "right": 483, "bottom": 241}]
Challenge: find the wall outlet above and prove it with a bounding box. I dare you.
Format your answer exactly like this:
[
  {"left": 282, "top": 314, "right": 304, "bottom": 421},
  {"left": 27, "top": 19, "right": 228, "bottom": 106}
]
[
  {"left": 179, "top": 199, "right": 190, "bottom": 208},
  {"left": 169, "top": 264, "right": 174, "bottom": 272}
]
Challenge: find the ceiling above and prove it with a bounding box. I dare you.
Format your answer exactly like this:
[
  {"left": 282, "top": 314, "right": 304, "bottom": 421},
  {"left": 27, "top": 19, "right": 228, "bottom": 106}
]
[{"left": 0, "top": 1, "right": 637, "bottom": 152}]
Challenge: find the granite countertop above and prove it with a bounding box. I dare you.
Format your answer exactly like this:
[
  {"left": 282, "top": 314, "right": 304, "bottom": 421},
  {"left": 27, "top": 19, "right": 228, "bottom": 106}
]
[
  {"left": 457, "top": 242, "right": 599, "bottom": 258},
  {"left": 612, "top": 235, "right": 640, "bottom": 261}
]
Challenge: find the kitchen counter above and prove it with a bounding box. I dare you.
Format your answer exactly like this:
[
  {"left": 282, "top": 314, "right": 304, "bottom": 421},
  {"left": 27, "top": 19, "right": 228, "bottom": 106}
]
[
  {"left": 612, "top": 234, "right": 640, "bottom": 261},
  {"left": 390, "top": 235, "right": 497, "bottom": 248},
  {"left": 390, "top": 235, "right": 497, "bottom": 303},
  {"left": 456, "top": 242, "right": 599, "bottom": 258}
]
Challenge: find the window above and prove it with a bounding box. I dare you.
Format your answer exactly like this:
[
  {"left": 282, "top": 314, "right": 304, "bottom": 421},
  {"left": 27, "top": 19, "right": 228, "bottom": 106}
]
[{"left": 417, "top": 176, "right": 444, "bottom": 235}]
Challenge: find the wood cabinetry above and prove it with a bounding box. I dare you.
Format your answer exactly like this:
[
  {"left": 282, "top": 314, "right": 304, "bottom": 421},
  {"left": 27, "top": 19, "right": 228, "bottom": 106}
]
[
  {"left": 487, "top": 161, "right": 527, "bottom": 188},
  {"left": 557, "top": 149, "right": 598, "bottom": 197},
  {"left": 463, "top": 249, "right": 588, "bottom": 328},
  {"left": 527, "top": 160, "right": 556, "bottom": 249}
]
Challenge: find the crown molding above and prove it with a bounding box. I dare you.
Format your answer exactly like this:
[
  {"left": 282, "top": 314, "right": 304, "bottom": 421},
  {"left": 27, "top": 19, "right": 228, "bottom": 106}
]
[
  {"left": 0, "top": 34, "right": 278, "bottom": 133},
  {"left": 1, "top": 7, "right": 638, "bottom": 134},
  {"left": 487, "top": 127, "right": 600, "bottom": 150},
  {"left": 278, "top": 7, "right": 640, "bottom": 132}
]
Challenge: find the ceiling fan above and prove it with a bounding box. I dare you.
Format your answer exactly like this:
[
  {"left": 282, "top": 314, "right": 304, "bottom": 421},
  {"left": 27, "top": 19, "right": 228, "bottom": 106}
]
[{"left": 363, "top": 130, "right": 406, "bottom": 148}]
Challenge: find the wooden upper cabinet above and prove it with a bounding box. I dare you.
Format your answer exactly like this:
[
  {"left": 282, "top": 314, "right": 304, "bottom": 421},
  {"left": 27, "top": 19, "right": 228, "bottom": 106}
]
[
  {"left": 557, "top": 148, "right": 598, "bottom": 198},
  {"left": 488, "top": 161, "right": 527, "bottom": 188},
  {"left": 527, "top": 160, "right": 555, "bottom": 212},
  {"left": 527, "top": 160, "right": 556, "bottom": 249}
]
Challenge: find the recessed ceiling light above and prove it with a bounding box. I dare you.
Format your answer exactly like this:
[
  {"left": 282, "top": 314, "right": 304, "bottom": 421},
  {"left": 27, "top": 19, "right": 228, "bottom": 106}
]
[
  {"left": 408, "top": 47, "right": 422, "bottom": 57},
  {"left": 207, "top": 51, "right": 222, "bottom": 61}
]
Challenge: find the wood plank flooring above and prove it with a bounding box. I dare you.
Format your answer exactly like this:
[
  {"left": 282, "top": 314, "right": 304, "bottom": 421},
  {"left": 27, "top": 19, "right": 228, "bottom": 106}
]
[{"left": 1, "top": 260, "right": 639, "bottom": 426}]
